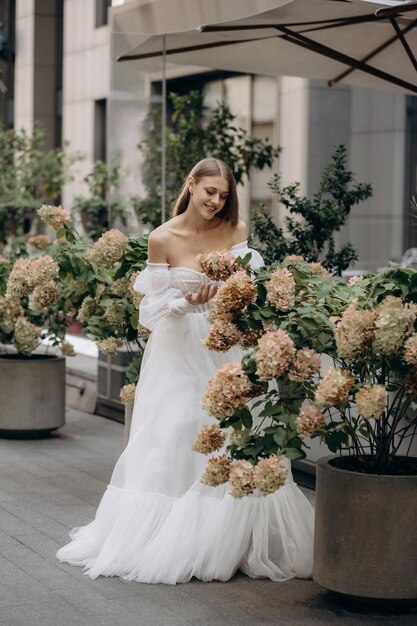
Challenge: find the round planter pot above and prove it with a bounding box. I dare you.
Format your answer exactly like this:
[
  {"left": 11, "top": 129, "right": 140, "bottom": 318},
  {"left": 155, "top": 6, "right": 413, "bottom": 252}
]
[
  {"left": 0, "top": 354, "right": 65, "bottom": 438},
  {"left": 313, "top": 455, "right": 417, "bottom": 606}
]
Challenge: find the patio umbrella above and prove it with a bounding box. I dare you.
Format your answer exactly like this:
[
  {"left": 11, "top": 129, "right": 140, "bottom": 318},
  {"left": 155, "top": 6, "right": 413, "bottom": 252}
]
[{"left": 118, "top": 0, "right": 417, "bottom": 95}]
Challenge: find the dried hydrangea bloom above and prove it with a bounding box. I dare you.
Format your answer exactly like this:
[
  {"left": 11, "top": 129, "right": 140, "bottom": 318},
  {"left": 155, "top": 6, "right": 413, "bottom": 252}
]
[
  {"left": 196, "top": 250, "right": 239, "bottom": 281},
  {"left": 27, "top": 235, "right": 50, "bottom": 250},
  {"left": 355, "top": 384, "right": 386, "bottom": 420},
  {"left": 284, "top": 255, "right": 304, "bottom": 264},
  {"left": 0, "top": 296, "right": 23, "bottom": 334},
  {"left": 202, "top": 361, "right": 257, "bottom": 419},
  {"left": 201, "top": 455, "right": 231, "bottom": 486},
  {"left": 348, "top": 275, "right": 363, "bottom": 286},
  {"left": 237, "top": 327, "right": 263, "bottom": 349},
  {"left": 6, "top": 258, "right": 34, "bottom": 298},
  {"left": 110, "top": 277, "right": 132, "bottom": 298},
  {"left": 255, "top": 329, "right": 295, "bottom": 381},
  {"left": 12, "top": 316, "right": 41, "bottom": 355},
  {"left": 192, "top": 424, "right": 227, "bottom": 455},
  {"left": 85, "top": 229, "right": 129, "bottom": 268},
  {"left": 31, "top": 256, "right": 59, "bottom": 287},
  {"left": 103, "top": 301, "right": 126, "bottom": 333},
  {"left": 60, "top": 341, "right": 76, "bottom": 357},
  {"left": 334, "top": 301, "right": 377, "bottom": 360},
  {"left": 96, "top": 337, "right": 124, "bottom": 357},
  {"left": 120, "top": 383, "right": 136, "bottom": 404},
  {"left": 253, "top": 455, "right": 288, "bottom": 495},
  {"left": 229, "top": 460, "right": 254, "bottom": 498},
  {"left": 30, "top": 281, "right": 60, "bottom": 310},
  {"left": 138, "top": 322, "right": 151, "bottom": 340},
  {"left": 210, "top": 272, "right": 256, "bottom": 317},
  {"left": 373, "top": 296, "right": 417, "bottom": 356},
  {"left": 229, "top": 428, "right": 251, "bottom": 448},
  {"left": 77, "top": 296, "right": 97, "bottom": 323},
  {"left": 289, "top": 348, "right": 321, "bottom": 382},
  {"left": 203, "top": 315, "right": 241, "bottom": 352},
  {"left": 403, "top": 334, "right": 417, "bottom": 366},
  {"left": 296, "top": 405, "right": 326, "bottom": 437},
  {"left": 314, "top": 368, "right": 354, "bottom": 408},
  {"left": 265, "top": 267, "right": 296, "bottom": 311},
  {"left": 309, "top": 262, "right": 332, "bottom": 279},
  {"left": 38, "top": 204, "right": 71, "bottom": 231}
]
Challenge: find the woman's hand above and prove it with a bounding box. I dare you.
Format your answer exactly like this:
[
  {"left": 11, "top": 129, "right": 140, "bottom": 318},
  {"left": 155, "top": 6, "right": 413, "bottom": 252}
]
[{"left": 185, "top": 283, "right": 218, "bottom": 305}]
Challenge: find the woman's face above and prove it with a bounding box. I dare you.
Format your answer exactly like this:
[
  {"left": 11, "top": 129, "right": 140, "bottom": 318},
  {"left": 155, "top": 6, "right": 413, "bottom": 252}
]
[{"left": 188, "top": 175, "right": 229, "bottom": 220}]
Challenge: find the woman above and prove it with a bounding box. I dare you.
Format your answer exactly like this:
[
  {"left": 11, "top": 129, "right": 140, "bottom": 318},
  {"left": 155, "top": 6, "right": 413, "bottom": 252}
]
[{"left": 57, "top": 158, "right": 314, "bottom": 584}]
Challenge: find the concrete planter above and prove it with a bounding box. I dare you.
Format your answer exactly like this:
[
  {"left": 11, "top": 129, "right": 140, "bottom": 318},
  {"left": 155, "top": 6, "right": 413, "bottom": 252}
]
[
  {"left": 313, "top": 455, "right": 417, "bottom": 605},
  {"left": 0, "top": 354, "right": 65, "bottom": 438}
]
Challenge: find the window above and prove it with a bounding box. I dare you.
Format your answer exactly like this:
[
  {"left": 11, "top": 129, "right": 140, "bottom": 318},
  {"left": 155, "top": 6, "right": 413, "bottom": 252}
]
[
  {"left": 404, "top": 96, "right": 417, "bottom": 249},
  {"left": 94, "top": 99, "right": 107, "bottom": 162},
  {"left": 95, "top": 0, "right": 111, "bottom": 28}
]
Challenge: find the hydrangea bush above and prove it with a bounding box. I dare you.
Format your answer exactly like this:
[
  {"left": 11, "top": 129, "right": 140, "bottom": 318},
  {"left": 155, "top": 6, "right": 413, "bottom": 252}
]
[
  {"left": 0, "top": 205, "right": 149, "bottom": 385},
  {"left": 195, "top": 252, "right": 417, "bottom": 497}
]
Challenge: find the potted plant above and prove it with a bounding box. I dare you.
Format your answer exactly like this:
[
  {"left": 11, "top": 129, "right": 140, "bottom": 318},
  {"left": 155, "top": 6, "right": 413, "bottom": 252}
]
[
  {"left": 0, "top": 209, "right": 75, "bottom": 437},
  {"left": 36, "top": 205, "right": 149, "bottom": 433},
  {"left": 192, "top": 252, "right": 417, "bottom": 605}
]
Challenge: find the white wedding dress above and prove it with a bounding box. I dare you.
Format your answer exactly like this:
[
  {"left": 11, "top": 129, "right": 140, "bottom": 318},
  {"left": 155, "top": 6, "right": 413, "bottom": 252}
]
[{"left": 57, "top": 241, "right": 314, "bottom": 584}]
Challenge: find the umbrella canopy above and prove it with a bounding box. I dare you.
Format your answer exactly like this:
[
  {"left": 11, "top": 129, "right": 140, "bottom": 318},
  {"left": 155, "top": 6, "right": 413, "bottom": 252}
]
[{"left": 118, "top": 0, "right": 417, "bottom": 95}]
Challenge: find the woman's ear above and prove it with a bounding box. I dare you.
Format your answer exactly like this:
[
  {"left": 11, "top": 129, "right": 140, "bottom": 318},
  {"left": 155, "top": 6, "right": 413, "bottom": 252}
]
[{"left": 187, "top": 176, "right": 195, "bottom": 194}]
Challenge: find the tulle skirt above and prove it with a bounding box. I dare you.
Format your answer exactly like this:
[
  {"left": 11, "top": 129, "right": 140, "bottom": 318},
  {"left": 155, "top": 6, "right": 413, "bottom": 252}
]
[{"left": 57, "top": 312, "right": 314, "bottom": 584}]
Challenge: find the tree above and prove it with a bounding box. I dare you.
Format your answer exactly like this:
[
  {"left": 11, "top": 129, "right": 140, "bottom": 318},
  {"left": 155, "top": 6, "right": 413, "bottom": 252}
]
[
  {"left": 135, "top": 90, "right": 281, "bottom": 227},
  {"left": 251, "top": 145, "right": 373, "bottom": 274}
]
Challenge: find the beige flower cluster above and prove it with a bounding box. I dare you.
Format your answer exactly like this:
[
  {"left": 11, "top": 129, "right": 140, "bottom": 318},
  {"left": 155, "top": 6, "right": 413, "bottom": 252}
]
[
  {"left": 38, "top": 204, "right": 71, "bottom": 231},
  {"left": 85, "top": 229, "right": 129, "bottom": 268},
  {"left": 229, "top": 428, "right": 251, "bottom": 448},
  {"left": 228, "top": 460, "right": 255, "bottom": 498},
  {"left": 355, "top": 384, "right": 386, "bottom": 420},
  {"left": 255, "top": 330, "right": 295, "bottom": 381},
  {"left": 373, "top": 296, "right": 417, "bottom": 356},
  {"left": 60, "top": 340, "right": 76, "bottom": 357},
  {"left": 309, "top": 262, "right": 332, "bottom": 279},
  {"left": 314, "top": 368, "right": 354, "bottom": 408},
  {"left": 192, "top": 424, "right": 227, "bottom": 454},
  {"left": 27, "top": 235, "right": 50, "bottom": 250},
  {"left": 203, "top": 315, "right": 241, "bottom": 352},
  {"left": 265, "top": 268, "right": 296, "bottom": 311},
  {"left": 31, "top": 281, "right": 60, "bottom": 310},
  {"left": 6, "top": 259, "right": 34, "bottom": 298},
  {"left": 201, "top": 455, "right": 231, "bottom": 486},
  {"left": 289, "top": 348, "right": 321, "bottom": 382},
  {"left": 96, "top": 337, "right": 123, "bottom": 356},
  {"left": 296, "top": 405, "right": 326, "bottom": 437},
  {"left": 348, "top": 275, "right": 363, "bottom": 287},
  {"left": 12, "top": 316, "right": 41, "bottom": 355},
  {"left": 77, "top": 296, "right": 97, "bottom": 323},
  {"left": 0, "top": 296, "right": 23, "bottom": 334},
  {"left": 284, "top": 255, "right": 304, "bottom": 264},
  {"left": 103, "top": 301, "right": 125, "bottom": 333},
  {"left": 109, "top": 274, "right": 143, "bottom": 308},
  {"left": 196, "top": 250, "right": 239, "bottom": 281},
  {"left": 202, "top": 361, "right": 256, "bottom": 419},
  {"left": 237, "top": 327, "right": 263, "bottom": 349},
  {"left": 253, "top": 455, "right": 288, "bottom": 495},
  {"left": 334, "top": 301, "right": 376, "bottom": 360},
  {"left": 210, "top": 272, "right": 256, "bottom": 317},
  {"left": 119, "top": 383, "right": 137, "bottom": 404},
  {"left": 403, "top": 334, "right": 417, "bottom": 366}
]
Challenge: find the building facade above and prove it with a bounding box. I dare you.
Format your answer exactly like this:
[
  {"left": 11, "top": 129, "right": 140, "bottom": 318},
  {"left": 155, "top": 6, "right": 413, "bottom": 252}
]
[{"left": 1, "top": 0, "right": 416, "bottom": 270}]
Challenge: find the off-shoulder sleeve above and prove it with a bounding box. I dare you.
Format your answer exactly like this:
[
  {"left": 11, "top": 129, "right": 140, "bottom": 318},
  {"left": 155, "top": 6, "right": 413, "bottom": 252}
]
[
  {"left": 230, "top": 240, "right": 264, "bottom": 270},
  {"left": 133, "top": 263, "right": 194, "bottom": 331}
]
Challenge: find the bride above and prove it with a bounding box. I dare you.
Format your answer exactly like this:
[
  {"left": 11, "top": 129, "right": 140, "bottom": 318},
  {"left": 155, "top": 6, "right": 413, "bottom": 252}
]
[{"left": 56, "top": 157, "right": 314, "bottom": 584}]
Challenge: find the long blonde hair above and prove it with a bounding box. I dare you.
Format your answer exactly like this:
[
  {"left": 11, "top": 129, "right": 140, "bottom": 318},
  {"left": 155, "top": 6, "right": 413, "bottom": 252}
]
[{"left": 172, "top": 158, "right": 238, "bottom": 225}]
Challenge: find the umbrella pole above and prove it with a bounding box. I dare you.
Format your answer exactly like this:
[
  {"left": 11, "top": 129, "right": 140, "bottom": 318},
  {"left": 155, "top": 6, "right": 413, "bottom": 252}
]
[{"left": 161, "top": 34, "right": 167, "bottom": 224}]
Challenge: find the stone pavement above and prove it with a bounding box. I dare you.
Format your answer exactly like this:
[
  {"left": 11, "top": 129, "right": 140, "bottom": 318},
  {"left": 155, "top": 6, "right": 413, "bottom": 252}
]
[{"left": 0, "top": 408, "right": 415, "bottom": 626}]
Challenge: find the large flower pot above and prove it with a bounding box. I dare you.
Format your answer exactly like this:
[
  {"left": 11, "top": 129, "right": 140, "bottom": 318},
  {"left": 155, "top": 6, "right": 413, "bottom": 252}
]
[
  {"left": 0, "top": 355, "right": 65, "bottom": 438},
  {"left": 313, "top": 455, "right": 417, "bottom": 606}
]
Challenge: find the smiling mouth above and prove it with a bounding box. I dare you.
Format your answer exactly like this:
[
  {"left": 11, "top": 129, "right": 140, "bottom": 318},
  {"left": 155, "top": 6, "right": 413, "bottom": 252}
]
[{"left": 205, "top": 204, "right": 217, "bottom": 211}]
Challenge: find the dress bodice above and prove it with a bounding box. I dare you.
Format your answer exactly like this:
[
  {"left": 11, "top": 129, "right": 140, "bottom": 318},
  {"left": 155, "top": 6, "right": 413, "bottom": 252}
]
[{"left": 133, "top": 241, "right": 264, "bottom": 331}]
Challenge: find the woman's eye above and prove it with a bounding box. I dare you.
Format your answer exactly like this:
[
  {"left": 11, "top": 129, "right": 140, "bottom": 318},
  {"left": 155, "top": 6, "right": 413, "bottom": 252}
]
[{"left": 206, "top": 190, "right": 214, "bottom": 195}]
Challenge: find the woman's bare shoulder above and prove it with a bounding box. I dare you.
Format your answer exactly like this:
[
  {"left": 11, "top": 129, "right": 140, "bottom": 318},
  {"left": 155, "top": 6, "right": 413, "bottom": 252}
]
[
  {"left": 230, "top": 220, "right": 248, "bottom": 245},
  {"left": 148, "top": 223, "right": 172, "bottom": 263}
]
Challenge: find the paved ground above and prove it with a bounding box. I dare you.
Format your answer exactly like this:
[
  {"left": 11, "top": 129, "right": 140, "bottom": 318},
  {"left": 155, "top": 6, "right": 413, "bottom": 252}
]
[{"left": 0, "top": 408, "right": 415, "bottom": 626}]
